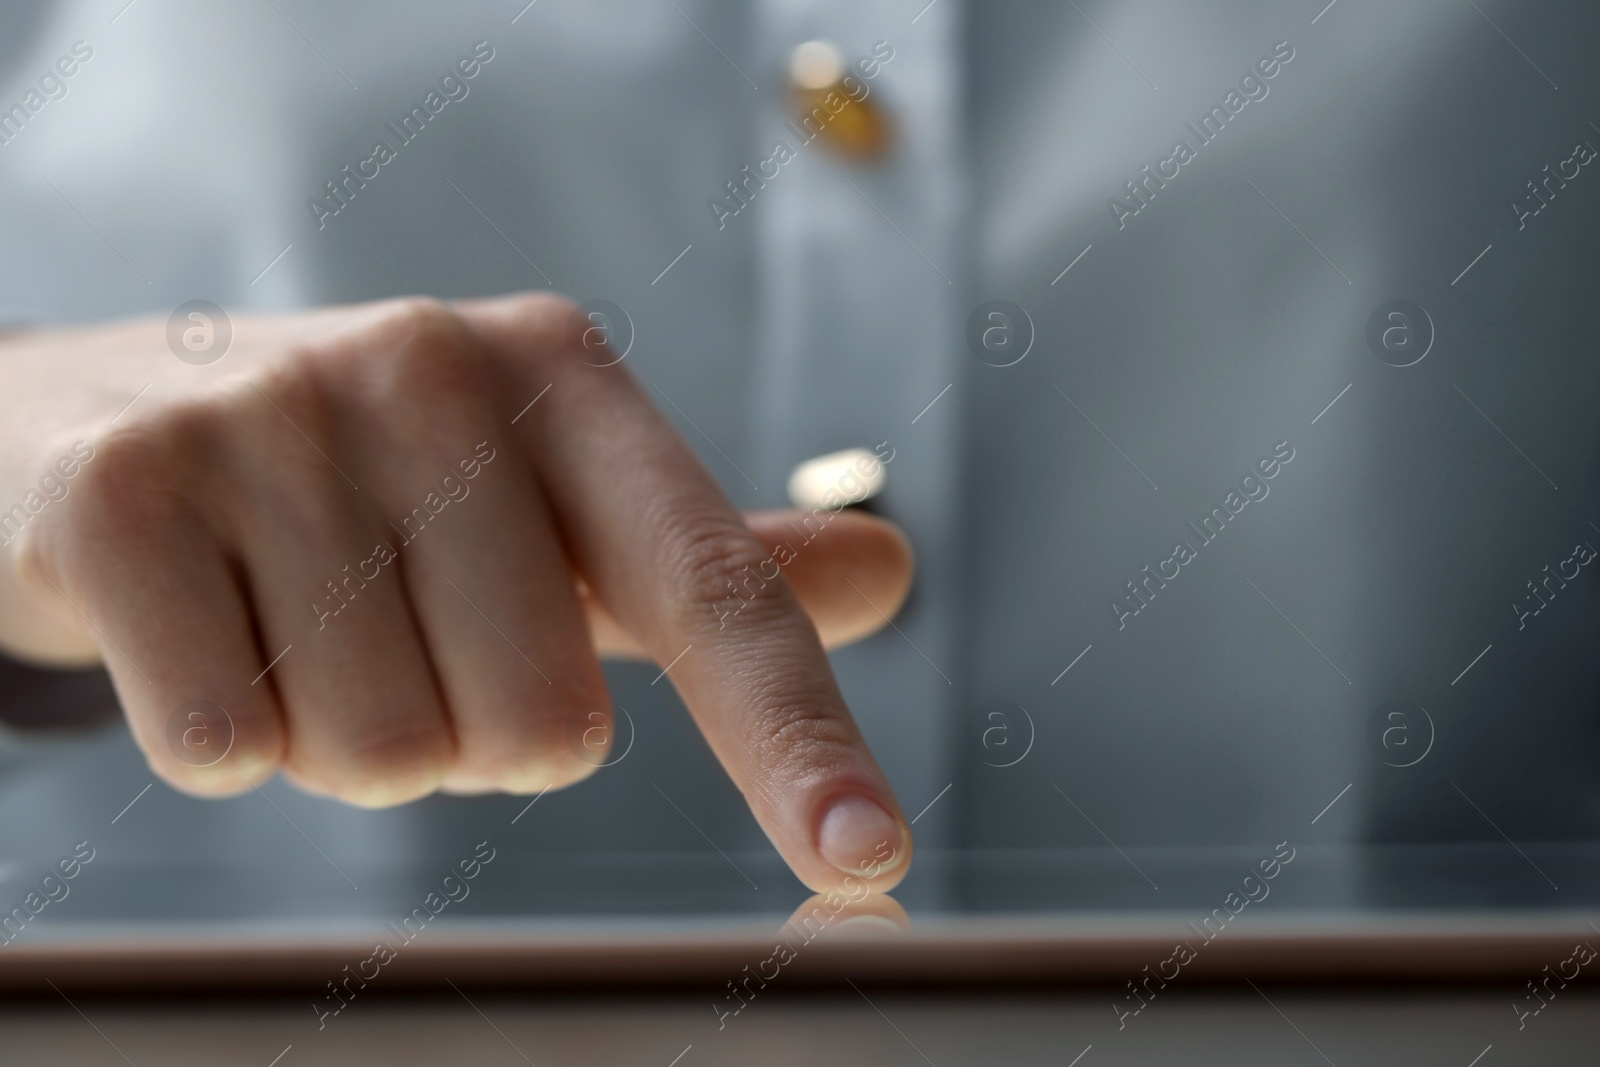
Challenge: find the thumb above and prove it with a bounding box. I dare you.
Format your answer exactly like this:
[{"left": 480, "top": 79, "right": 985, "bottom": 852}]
[{"left": 584, "top": 508, "right": 914, "bottom": 657}]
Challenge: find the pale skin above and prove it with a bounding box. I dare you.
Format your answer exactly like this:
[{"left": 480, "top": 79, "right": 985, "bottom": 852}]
[{"left": 0, "top": 292, "right": 915, "bottom": 894}]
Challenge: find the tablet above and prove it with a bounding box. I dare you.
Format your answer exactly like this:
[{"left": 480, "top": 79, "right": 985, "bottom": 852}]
[{"left": 2, "top": 725, "right": 1595, "bottom": 994}]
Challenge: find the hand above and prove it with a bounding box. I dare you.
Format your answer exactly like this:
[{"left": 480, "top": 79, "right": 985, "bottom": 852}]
[{"left": 0, "top": 293, "right": 915, "bottom": 892}]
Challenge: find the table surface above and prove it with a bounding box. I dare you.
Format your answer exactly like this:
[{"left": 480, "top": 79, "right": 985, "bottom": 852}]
[{"left": 4, "top": 986, "right": 1595, "bottom": 1065}]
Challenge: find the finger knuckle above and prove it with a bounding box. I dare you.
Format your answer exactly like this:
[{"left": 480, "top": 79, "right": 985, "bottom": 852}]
[
  {"left": 502, "top": 292, "right": 583, "bottom": 353},
  {"left": 455, "top": 673, "right": 612, "bottom": 791},
  {"left": 290, "top": 718, "right": 455, "bottom": 808},
  {"left": 150, "top": 734, "right": 284, "bottom": 797},
  {"left": 383, "top": 299, "right": 486, "bottom": 385},
  {"left": 355, "top": 301, "right": 501, "bottom": 433},
  {"left": 484, "top": 292, "right": 615, "bottom": 378},
  {"left": 56, "top": 419, "right": 199, "bottom": 541},
  {"left": 745, "top": 685, "right": 860, "bottom": 779},
  {"left": 378, "top": 296, "right": 466, "bottom": 345},
  {"left": 148, "top": 761, "right": 242, "bottom": 800},
  {"left": 658, "top": 510, "right": 784, "bottom": 632},
  {"left": 205, "top": 378, "right": 353, "bottom": 542},
  {"left": 252, "top": 345, "right": 344, "bottom": 448}
]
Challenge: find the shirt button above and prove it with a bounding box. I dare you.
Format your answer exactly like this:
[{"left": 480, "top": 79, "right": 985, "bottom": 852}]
[
  {"left": 788, "top": 40, "right": 891, "bottom": 164},
  {"left": 787, "top": 448, "right": 888, "bottom": 511}
]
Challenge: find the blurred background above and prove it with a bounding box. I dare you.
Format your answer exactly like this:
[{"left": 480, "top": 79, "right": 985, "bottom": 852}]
[{"left": 1, "top": 0, "right": 1598, "bottom": 995}]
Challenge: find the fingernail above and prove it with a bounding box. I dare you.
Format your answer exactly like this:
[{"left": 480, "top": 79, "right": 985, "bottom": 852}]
[{"left": 816, "top": 793, "right": 905, "bottom": 876}]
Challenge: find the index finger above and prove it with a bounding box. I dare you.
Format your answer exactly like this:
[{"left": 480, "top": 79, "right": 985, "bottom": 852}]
[{"left": 458, "top": 293, "right": 911, "bottom": 892}]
